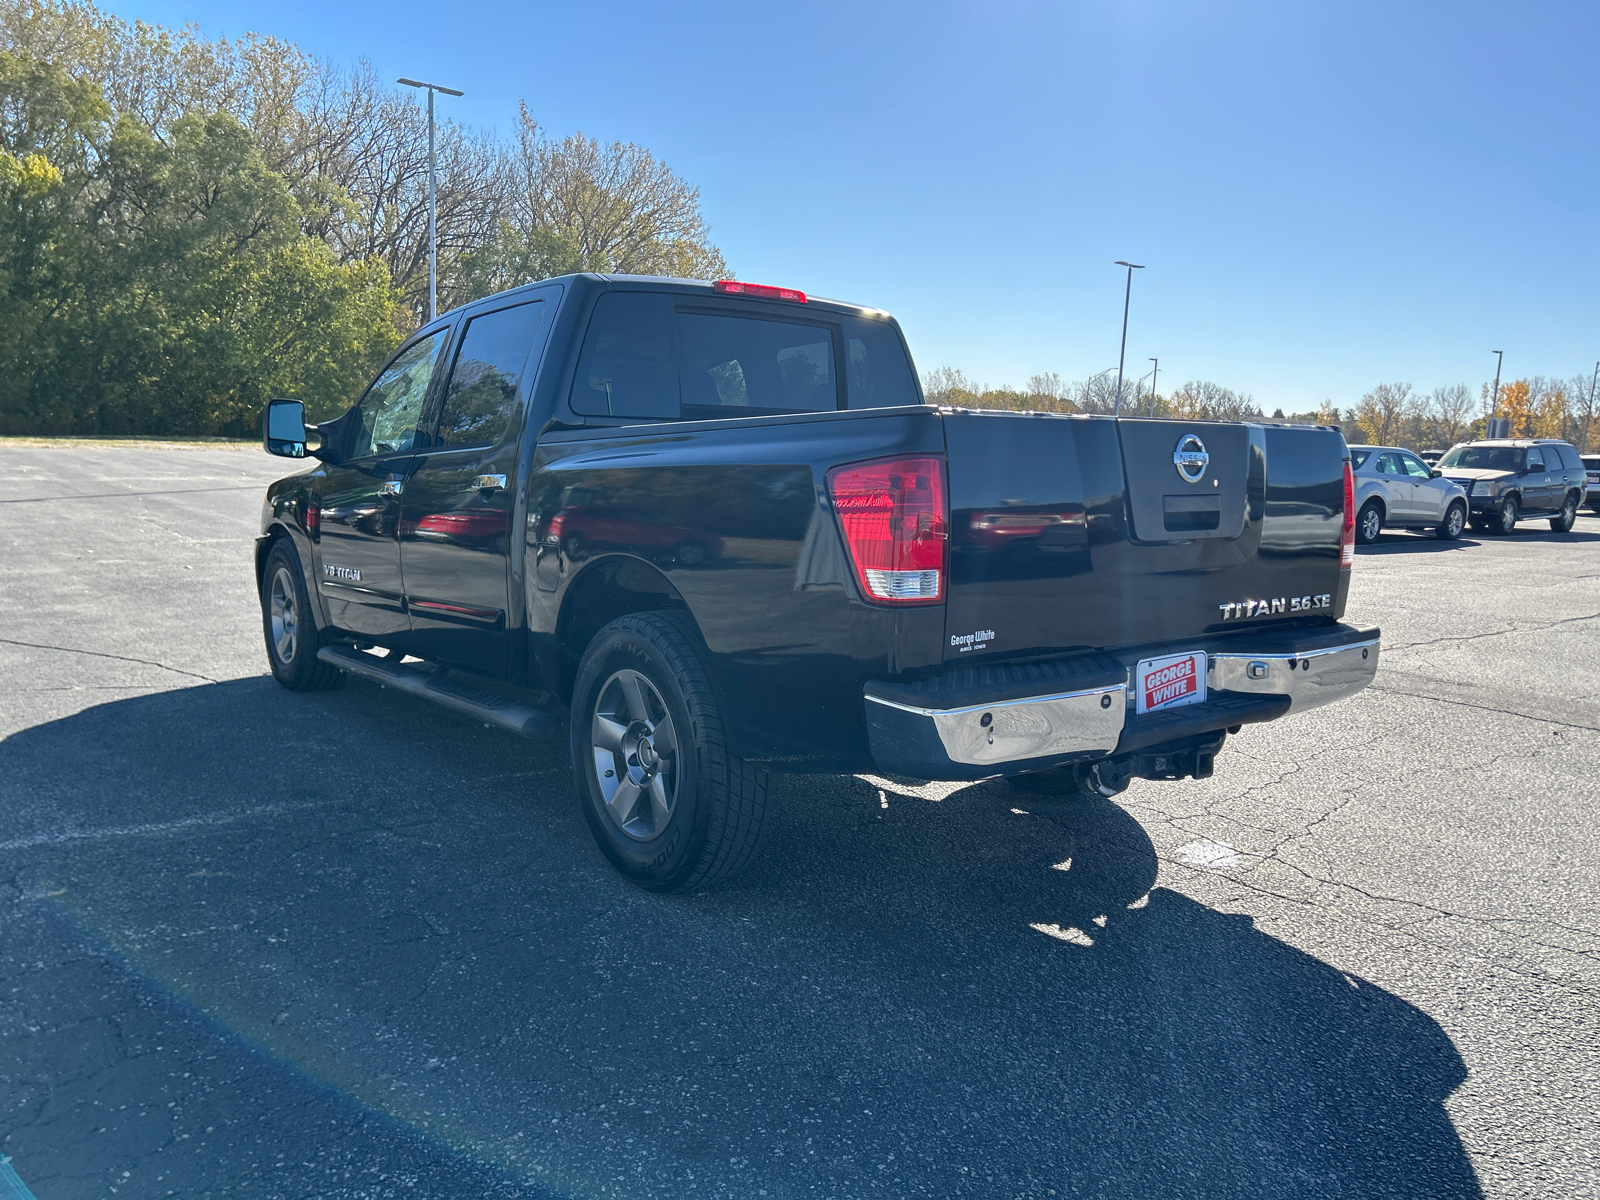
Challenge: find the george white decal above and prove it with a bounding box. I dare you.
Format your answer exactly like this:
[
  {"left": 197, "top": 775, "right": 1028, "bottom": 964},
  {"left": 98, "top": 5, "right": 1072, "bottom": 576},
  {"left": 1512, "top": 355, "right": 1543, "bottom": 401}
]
[{"left": 950, "top": 628, "right": 997, "bottom": 653}]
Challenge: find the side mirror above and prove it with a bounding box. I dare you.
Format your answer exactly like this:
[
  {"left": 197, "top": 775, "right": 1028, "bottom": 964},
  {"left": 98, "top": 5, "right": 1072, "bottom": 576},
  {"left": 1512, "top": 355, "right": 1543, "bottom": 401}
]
[
  {"left": 263, "top": 398, "right": 308, "bottom": 458},
  {"left": 1430, "top": 468, "right": 1442, "bottom": 478}
]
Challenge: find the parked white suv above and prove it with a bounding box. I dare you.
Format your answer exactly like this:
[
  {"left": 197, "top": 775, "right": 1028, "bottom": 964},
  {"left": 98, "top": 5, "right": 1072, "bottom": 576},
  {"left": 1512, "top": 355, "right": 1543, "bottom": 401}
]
[{"left": 1349, "top": 445, "right": 1468, "bottom": 544}]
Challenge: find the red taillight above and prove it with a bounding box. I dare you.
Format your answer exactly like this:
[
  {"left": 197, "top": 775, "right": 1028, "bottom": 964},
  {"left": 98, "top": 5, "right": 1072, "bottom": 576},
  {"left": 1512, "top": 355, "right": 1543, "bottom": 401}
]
[
  {"left": 1341, "top": 459, "right": 1355, "bottom": 567},
  {"left": 827, "top": 456, "right": 947, "bottom": 604},
  {"left": 713, "top": 279, "right": 807, "bottom": 303}
]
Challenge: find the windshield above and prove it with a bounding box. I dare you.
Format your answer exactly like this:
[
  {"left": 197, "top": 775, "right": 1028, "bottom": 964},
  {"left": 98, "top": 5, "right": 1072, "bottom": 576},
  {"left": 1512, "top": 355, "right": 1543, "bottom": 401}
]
[
  {"left": 1349, "top": 448, "right": 1372, "bottom": 469},
  {"left": 1439, "top": 444, "right": 1521, "bottom": 472}
]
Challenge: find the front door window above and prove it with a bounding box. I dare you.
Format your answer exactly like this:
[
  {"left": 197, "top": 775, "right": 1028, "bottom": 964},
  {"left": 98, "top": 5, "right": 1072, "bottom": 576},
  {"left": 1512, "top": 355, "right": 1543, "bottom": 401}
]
[{"left": 352, "top": 331, "right": 449, "bottom": 459}]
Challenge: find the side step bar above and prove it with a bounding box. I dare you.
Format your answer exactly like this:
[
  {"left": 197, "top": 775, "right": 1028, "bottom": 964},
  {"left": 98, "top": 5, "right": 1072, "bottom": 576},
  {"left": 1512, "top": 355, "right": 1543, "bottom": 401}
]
[{"left": 317, "top": 646, "right": 560, "bottom": 739}]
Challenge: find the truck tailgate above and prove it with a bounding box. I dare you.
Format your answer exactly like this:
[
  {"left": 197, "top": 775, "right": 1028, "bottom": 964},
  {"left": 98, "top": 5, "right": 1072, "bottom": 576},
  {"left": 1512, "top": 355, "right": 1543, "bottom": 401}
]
[{"left": 940, "top": 412, "right": 1348, "bottom": 665}]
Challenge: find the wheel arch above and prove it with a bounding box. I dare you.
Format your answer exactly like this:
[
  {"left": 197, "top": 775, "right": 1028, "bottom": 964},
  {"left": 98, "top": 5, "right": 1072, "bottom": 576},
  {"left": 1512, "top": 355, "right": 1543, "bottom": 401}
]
[
  {"left": 554, "top": 554, "right": 701, "bottom": 705},
  {"left": 257, "top": 522, "right": 328, "bottom": 627}
]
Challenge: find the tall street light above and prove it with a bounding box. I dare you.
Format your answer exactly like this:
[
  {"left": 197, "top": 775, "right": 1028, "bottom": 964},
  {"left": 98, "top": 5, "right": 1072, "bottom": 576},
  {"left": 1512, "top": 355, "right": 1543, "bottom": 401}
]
[
  {"left": 1584, "top": 360, "right": 1599, "bottom": 453},
  {"left": 1487, "top": 349, "right": 1504, "bottom": 433},
  {"left": 398, "top": 77, "right": 464, "bottom": 322},
  {"left": 1148, "top": 356, "right": 1159, "bottom": 417},
  {"left": 1112, "top": 261, "right": 1145, "bottom": 416}
]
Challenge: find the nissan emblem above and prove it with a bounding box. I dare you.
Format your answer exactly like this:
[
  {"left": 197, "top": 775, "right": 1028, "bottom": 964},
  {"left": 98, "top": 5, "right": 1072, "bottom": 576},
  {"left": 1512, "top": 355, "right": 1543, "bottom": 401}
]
[{"left": 1174, "top": 434, "right": 1209, "bottom": 483}]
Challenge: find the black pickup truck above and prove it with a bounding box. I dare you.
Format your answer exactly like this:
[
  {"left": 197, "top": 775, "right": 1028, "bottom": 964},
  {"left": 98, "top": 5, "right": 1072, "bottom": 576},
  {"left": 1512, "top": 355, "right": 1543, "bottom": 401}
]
[{"left": 257, "top": 273, "right": 1378, "bottom": 891}]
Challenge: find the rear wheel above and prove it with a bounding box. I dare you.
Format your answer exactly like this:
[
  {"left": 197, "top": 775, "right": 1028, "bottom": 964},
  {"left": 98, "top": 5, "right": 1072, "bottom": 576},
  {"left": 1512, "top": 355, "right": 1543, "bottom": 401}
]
[
  {"left": 1550, "top": 493, "right": 1578, "bottom": 533},
  {"left": 261, "top": 541, "right": 342, "bottom": 691},
  {"left": 1355, "top": 500, "right": 1384, "bottom": 545},
  {"left": 1436, "top": 500, "right": 1466, "bottom": 540},
  {"left": 1490, "top": 495, "right": 1519, "bottom": 535},
  {"left": 570, "top": 611, "right": 768, "bottom": 892}
]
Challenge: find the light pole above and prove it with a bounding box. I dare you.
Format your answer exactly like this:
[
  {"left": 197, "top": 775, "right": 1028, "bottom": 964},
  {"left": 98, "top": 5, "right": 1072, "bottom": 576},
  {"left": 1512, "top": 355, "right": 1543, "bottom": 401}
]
[
  {"left": 1585, "top": 360, "right": 1599, "bottom": 453},
  {"left": 397, "top": 77, "right": 464, "bottom": 322},
  {"left": 1112, "top": 261, "right": 1144, "bottom": 416},
  {"left": 1148, "top": 356, "right": 1159, "bottom": 416},
  {"left": 1487, "top": 349, "right": 1504, "bottom": 434}
]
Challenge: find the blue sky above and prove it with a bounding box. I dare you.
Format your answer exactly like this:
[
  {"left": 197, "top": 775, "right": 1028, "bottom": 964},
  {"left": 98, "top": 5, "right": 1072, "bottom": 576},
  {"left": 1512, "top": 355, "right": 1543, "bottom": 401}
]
[{"left": 117, "top": 0, "right": 1600, "bottom": 410}]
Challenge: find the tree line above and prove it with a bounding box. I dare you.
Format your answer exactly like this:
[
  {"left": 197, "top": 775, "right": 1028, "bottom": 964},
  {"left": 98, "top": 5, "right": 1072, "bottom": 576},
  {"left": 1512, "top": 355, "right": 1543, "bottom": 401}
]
[
  {"left": 922, "top": 367, "right": 1264, "bottom": 422},
  {"left": 1332, "top": 377, "right": 1597, "bottom": 452},
  {"left": 0, "top": 0, "right": 727, "bottom": 436},
  {"left": 923, "top": 365, "right": 1598, "bottom": 452}
]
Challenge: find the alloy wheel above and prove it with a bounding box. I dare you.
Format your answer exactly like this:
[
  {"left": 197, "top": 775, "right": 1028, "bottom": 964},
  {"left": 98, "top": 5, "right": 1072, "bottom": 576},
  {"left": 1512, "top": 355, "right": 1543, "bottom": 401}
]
[
  {"left": 1446, "top": 505, "right": 1464, "bottom": 537},
  {"left": 1360, "top": 506, "right": 1381, "bottom": 542},
  {"left": 591, "top": 668, "right": 680, "bottom": 841},
  {"left": 269, "top": 566, "right": 298, "bottom": 664}
]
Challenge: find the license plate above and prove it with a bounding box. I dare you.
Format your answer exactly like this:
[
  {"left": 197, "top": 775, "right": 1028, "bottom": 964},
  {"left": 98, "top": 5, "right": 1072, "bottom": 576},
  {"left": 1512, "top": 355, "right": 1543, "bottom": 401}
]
[{"left": 1136, "top": 651, "right": 1208, "bottom": 715}]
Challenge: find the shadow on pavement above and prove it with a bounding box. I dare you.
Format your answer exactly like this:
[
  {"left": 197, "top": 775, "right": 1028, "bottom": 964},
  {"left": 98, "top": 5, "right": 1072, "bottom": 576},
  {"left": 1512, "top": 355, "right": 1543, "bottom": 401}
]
[
  {"left": 0, "top": 677, "right": 1482, "bottom": 1199},
  {"left": 1362, "top": 526, "right": 1600, "bottom": 552}
]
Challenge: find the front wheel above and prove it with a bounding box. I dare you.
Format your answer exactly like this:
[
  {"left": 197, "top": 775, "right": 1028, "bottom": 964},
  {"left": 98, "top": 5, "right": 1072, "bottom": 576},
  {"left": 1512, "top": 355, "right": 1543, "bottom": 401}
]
[
  {"left": 1436, "top": 500, "right": 1466, "bottom": 540},
  {"left": 570, "top": 611, "right": 768, "bottom": 892},
  {"left": 1355, "top": 500, "right": 1384, "bottom": 545},
  {"left": 1491, "top": 495, "right": 1519, "bottom": 535},
  {"left": 1550, "top": 494, "right": 1578, "bottom": 533},
  {"left": 260, "top": 541, "right": 342, "bottom": 692}
]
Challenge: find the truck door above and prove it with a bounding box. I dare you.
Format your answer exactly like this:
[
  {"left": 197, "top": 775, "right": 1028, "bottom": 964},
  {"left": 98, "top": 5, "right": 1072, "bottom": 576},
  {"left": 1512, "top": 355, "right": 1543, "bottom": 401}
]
[
  {"left": 1373, "top": 451, "right": 1414, "bottom": 520},
  {"left": 400, "top": 298, "right": 549, "bottom": 674},
  {"left": 1399, "top": 451, "right": 1442, "bottom": 521},
  {"left": 316, "top": 327, "right": 450, "bottom": 639},
  {"left": 1522, "top": 446, "right": 1551, "bottom": 512}
]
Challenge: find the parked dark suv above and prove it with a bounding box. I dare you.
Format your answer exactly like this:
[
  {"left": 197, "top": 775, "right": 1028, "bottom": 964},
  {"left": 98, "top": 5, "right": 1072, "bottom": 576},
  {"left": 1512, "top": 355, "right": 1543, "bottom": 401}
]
[{"left": 1437, "top": 439, "right": 1586, "bottom": 534}]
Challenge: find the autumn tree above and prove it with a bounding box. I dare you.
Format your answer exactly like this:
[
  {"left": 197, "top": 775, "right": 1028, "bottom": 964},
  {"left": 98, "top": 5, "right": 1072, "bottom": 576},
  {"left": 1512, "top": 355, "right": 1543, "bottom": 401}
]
[{"left": 1496, "top": 379, "right": 1533, "bottom": 437}]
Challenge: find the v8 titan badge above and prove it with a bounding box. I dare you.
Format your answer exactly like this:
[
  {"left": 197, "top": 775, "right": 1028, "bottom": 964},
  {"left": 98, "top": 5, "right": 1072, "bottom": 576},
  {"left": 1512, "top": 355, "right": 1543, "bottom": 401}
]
[{"left": 1136, "top": 651, "right": 1208, "bottom": 715}]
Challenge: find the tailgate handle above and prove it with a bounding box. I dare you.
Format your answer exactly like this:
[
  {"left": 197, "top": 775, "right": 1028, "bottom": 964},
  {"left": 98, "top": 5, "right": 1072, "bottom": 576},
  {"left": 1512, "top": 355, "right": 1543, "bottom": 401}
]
[{"left": 1162, "top": 494, "right": 1220, "bottom": 532}]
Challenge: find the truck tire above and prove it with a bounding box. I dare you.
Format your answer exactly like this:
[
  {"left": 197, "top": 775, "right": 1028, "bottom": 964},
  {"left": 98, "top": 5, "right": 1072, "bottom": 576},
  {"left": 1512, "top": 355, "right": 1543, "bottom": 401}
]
[
  {"left": 1355, "top": 500, "right": 1384, "bottom": 545},
  {"left": 570, "top": 611, "right": 768, "bottom": 892},
  {"left": 1490, "top": 495, "right": 1519, "bottom": 535},
  {"left": 1550, "top": 493, "right": 1578, "bottom": 533},
  {"left": 261, "top": 540, "right": 342, "bottom": 692},
  {"left": 1436, "top": 500, "right": 1466, "bottom": 540},
  {"left": 1007, "top": 761, "right": 1126, "bottom": 800}
]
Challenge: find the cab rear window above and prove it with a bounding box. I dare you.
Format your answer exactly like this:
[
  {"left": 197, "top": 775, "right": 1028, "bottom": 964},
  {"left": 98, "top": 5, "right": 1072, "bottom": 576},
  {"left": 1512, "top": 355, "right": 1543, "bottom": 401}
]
[
  {"left": 570, "top": 291, "right": 923, "bottom": 422},
  {"left": 676, "top": 312, "right": 837, "bottom": 416}
]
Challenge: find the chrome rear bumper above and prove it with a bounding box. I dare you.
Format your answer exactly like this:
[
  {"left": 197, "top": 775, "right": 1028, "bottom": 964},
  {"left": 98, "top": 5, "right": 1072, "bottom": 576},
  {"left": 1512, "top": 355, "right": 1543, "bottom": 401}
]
[
  {"left": 1207, "top": 637, "right": 1380, "bottom": 714},
  {"left": 863, "top": 624, "right": 1380, "bottom": 781}
]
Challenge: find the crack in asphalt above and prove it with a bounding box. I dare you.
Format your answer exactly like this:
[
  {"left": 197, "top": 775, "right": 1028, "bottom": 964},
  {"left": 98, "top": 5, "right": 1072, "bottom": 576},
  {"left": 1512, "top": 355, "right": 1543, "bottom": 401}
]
[
  {"left": 0, "top": 800, "right": 334, "bottom": 853},
  {"left": 1162, "top": 853, "right": 1600, "bottom": 999},
  {"left": 1383, "top": 609, "right": 1600, "bottom": 653},
  {"left": 1368, "top": 683, "right": 1600, "bottom": 733},
  {"left": 0, "top": 484, "right": 262, "bottom": 505},
  {"left": 0, "top": 637, "right": 220, "bottom": 684}
]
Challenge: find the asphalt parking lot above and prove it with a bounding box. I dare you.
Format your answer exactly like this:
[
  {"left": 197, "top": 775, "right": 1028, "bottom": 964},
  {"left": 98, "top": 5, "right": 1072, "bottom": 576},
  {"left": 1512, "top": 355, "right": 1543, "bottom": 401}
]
[{"left": 2, "top": 443, "right": 1597, "bottom": 1200}]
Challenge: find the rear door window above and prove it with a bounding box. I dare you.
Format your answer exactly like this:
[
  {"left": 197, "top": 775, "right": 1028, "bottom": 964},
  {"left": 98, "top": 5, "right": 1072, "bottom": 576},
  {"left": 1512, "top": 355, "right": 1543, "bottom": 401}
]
[
  {"left": 1552, "top": 444, "right": 1581, "bottom": 471},
  {"left": 1375, "top": 452, "right": 1403, "bottom": 474},
  {"left": 436, "top": 301, "right": 544, "bottom": 447},
  {"left": 676, "top": 312, "right": 838, "bottom": 416}
]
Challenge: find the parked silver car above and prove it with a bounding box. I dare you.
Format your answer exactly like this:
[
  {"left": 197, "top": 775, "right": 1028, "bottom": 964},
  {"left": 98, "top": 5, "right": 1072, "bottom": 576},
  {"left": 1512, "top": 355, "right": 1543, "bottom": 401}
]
[
  {"left": 1583, "top": 454, "right": 1600, "bottom": 512},
  {"left": 1349, "top": 445, "right": 1468, "bottom": 544}
]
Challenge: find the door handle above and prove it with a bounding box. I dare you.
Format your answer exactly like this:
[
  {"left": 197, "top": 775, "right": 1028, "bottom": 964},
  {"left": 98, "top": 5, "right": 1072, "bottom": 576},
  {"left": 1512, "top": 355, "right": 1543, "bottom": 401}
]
[
  {"left": 380, "top": 478, "right": 404, "bottom": 497},
  {"left": 472, "top": 474, "right": 507, "bottom": 493}
]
